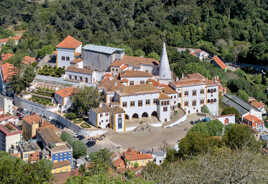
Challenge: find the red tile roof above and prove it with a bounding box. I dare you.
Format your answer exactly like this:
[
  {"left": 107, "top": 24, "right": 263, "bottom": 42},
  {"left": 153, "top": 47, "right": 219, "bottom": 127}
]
[
  {"left": 0, "top": 123, "right": 22, "bottom": 136},
  {"left": 213, "top": 56, "right": 227, "bottom": 70},
  {"left": 112, "top": 157, "right": 125, "bottom": 169},
  {"left": 0, "top": 38, "right": 9, "bottom": 43},
  {"left": 120, "top": 70, "right": 153, "bottom": 78},
  {"left": 1, "top": 53, "right": 14, "bottom": 61},
  {"left": 56, "top": 35, "right": 82, "bottom": 49},
  {"left": 249, "top": 100, "right": 265, "bottom": 109},
  {"left": 159, "top": 93, "right": 171, "bottom": 100},
  {"left": 12, "top": 35, "right": 22, "bottom": 41},
  {"left": 22, "top": 56, "right": 36, "bottom": 65},
  {"left": 123, "top": 149, "right": 152, "bottom": 161},
  {"left": 111, "top": 55, "right": 159, "bottom": 67},
  {"left": 243, "top": 114, "right": 263, "bottom": 128},
  {"left": 55, "top": 87, "right": 76, "bottom": 98},
  {"left": 1, "top": 63, "right": 17, "bottom": 82},
  {"left": 23, "top": 114, "right": 41, "bottom": 125}
]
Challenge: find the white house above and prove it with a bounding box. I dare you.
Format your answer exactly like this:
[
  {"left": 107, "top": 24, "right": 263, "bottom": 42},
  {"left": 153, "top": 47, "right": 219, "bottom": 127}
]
[
  {"left": 216, "top": 114, "right": 236, "bottom": 125},
  {"left": 0, "top": 95, "right": 14, "bottom": 115},
  {"left": 88, "top": 105, "right": 125, "bottom": 132},
  {"left": 0, "top": 123, "right": 22, "bottom": 152},
  {"left": 170, "top": 73, "right": 219, "bottom": 116},
  {"left": 56, "top": 35, "right": 82, "bottom": 68},
  {"left": 65, "top": 66, "right": 92, "bottom": 84},
  {"left": 119, "top": 70, "right": 153, "bottom": 86},
  {"left": 54, "top": 87, "right": 77, "bottom": 113}
]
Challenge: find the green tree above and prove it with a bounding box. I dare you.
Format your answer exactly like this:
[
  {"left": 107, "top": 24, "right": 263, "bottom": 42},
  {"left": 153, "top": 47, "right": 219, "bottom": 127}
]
[
  {"left": 201, "top": 105, "right": 209, "bottom": 114},
  {"left": 72, "top": 87, "right": 102, "bottom": 115},
  {"left": 223, "top": 124, "right": 260, "bottom": 150},
  {"left": 238, "top": 89, "right": 249, "bottom": 102},
  {"left": 134, "top": 49, "right": 145, "bottom": 57},
  {"left": 148, "top": 52, "right": 160, "bottom": 61},
  {"left": 72, "top": 140, "right": 87, "bottom": 159},
  {"left": 221, "top": 106, "right": 240, "bottom": 122}
]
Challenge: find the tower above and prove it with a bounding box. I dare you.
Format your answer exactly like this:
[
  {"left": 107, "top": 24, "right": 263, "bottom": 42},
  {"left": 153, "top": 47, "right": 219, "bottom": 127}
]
[{"left": 159, "top": 42, "right": 172, "bottom": 84}]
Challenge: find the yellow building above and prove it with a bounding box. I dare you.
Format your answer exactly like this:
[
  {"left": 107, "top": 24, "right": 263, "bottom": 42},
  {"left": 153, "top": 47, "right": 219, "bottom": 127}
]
[
  {"left": 51, "top": 160, "right": 71, "bottom": 174},
  {"left": 123, "top": 148, "right": 153, "bottom": 168},
  {"left": 22, "top": 114, "right": 41, "bottom": 140}
]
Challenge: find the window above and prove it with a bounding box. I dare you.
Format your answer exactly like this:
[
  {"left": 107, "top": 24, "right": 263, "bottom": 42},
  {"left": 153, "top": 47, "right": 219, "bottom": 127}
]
[
  {"left": 69, "top": 75, "right": 72, "bottom": 80},
  {"left": 146, "top": 99, "right": 150, "bottom": 105},
  {"left": 192, "top": 100, "right": 196, "bottom": 106},
  {"left": 200, "top": 99, "right": 204, "bottom": 104},
  {"left": 105, "top": 113, "right": 108, "bottom": 116},
  {"left": 80, "top": 76, "right": 83, "bottom": 81},
  {"left": 184, "top": 101, "right": 189, "bottom": 106},
  {"left": 163, "top": 107, "right": 168, "bottom": 112},
  {"left": 130, "top": 101, "right": 135, "bottom": 107},
  {"left": 118, "top": 114, "right": 122, "bottom": 118},
  {"left": 122, "top": 102, "right": 127, "bottom": 107},
  {"left": 118, "top": 118, "right": 122, "bottom": 129},
  {"left": 174, "top": 95, "right": 176, "bottom": 99},
  {"left": 61, "top": 56, "right": 65, "bottom": 61},
  {"left": 214, "top": 99, "right": 217, "bottom": 102},
  {"left": 85, "top": 78, "right": 88, "bottom": 83},
  {"left": 100, "top": 113, "right": 103, "bottom": 117},
  {"left": 178, "top": 93, "right": 181, "bottom": 97},
  {"left": 192, "top": 90, "right": 197, "bottom": 96},
  {"left": 208, "top": 89, "right": 211, "bottom": 93},
  {"left": 208, "top": 99, "right": 210, "bottom": 103},
  {"left": 130, "top": 81, "right": 134, "bottom": 85},
  {"left": 140, "top": 80, "right": 145, "bottom": 84},
  {"left": 171, "top": 96, "right": 173, "bottom": 99},
  {"left": 174, "top": 101, "right": 176, "bottom": 104},
  {"left": 74, "top": 76, "right": 77, "bottom": 80},
  {"left": 66, "top": 56, "right": 70, "bottom": 61},
  {"left": 112, "top": 68, "right": 114, "bottom": 71},
  {"left": 184, "top": 91, "right": 189, "bottom": 96},
  {"left": 138, "top": 100, "right": 143, "bottom": 107},
  {"left": 106, "top": 120, "right": 108, "bottom": 122},
  {"left": 116, "top": 68, "right": 118, "bottom": 72},
  {"left": 153, "top": 99, "right": 158, "bottom": 104},
  {"left": 200, "top": 89, "right": 204, "bottom": 94},
  {"left": 214, "top": 88, "right": 216, "bottom": 92}
]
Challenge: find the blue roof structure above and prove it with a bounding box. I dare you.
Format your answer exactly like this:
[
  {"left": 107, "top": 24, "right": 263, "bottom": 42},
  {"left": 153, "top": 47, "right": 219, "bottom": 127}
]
[
  {"left": 261, "top": 135, "right": 268, "bottom": 141},
  {"left": 83, "top": 44, "right": 124, "bottom": 55}
]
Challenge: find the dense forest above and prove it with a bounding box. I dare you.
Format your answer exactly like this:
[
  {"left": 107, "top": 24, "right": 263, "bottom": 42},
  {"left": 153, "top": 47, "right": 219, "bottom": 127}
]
[{"left": 0, "top": 0, "right": 267, "bottom": 66}]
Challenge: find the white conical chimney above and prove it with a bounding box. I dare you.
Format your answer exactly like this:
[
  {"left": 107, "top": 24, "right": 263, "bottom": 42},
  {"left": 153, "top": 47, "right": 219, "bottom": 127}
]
[{"left": 159, "top": 42, "right": 172, "bottom": 81}]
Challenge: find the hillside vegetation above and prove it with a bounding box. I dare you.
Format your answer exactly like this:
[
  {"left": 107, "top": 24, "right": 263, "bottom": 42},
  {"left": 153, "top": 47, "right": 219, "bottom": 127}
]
[{"left": 0, "top": 0, "right": 267, "bottom": 66}]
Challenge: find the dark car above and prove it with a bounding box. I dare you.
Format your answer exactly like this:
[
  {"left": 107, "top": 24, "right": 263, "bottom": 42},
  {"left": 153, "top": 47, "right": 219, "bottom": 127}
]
[{"left": 87, "top": 140, "right": 96, "bottom": 147}]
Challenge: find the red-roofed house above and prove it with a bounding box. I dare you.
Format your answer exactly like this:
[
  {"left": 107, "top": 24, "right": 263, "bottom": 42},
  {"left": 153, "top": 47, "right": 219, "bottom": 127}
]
[
  {"left": 243, "top": 114, "right": 264, "bottom": 132},
  {"left": 22, "top": 56, "right": 36, "bottom": 65},
  {"left": 123, "top": 148, "right": 153, "bottom": 168},
  {"left": 212, "top": 56, "right": 227, "bottom": 71},
  {"left": 0, "top": 36, "right": 22, "bottom": 47},
  {"left": 0, "top": 63, "right": 17, "bottom": 95},
  {"left": 54, "top": 87, "right": 77, "bottom": 112},
  {"left": 56, "top": 35, "right": 82, "bottom": 68},
  {"left": 0, "top": 123, "right": 22, "bottom": 152},
  {"left": 248, "top": 99, "right": 266, "bottom": 114}
]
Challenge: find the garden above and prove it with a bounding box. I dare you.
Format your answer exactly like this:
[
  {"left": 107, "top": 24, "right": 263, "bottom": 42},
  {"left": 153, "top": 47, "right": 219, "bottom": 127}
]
[
  {"left": 38, "top": 65, "right": 65, "bottom": 78},
  {"left": 32, "top": 87, "right": 55, "bottom": 97},
  {"left": 31, "top": 96, "right": 53, "bottom": 106}
]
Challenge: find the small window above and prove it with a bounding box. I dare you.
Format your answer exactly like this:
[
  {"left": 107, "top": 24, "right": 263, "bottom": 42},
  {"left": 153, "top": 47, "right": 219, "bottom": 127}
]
[
  {"left": 208, "top": 99, "right": 210, "bottom": 103},
  {"left": 80, "top": 76, "right": 83, "bottom": 81},
  {"left": 105, "top": 113, "right": 109, "bottom": 116},
  {"left": 200, "top": 89, "right": 204, "bottom": 94},
  {"left": 146, "top": 99, "right": 150, "bottom": 105},
  {"left": 200, "top": 99, "right": 204, "bottom": 104},
  {"left": 61, "top": 56, "right": 65, "bottom": 61},
  {"left": 66, "top": 56, "right": 70, "bottom": 61},
  {"left": 140, "top": 80, "right": 145, "bottom": 84},
  {"left": 153, "top": 99, "right": 158, "bottom": 104},
  {"left": 184, "top": 91, "right": 189, "bottom": 96},
  {"left": 69, "top": 75, "right": 72, "bottom": 80},
  {"left": 214, "top": 88, "right": 216, "bottom": 92},
  {"left": 74, "top": 76, "right": 77, "bottom": 80},
  {"left": 100, "top": 114, "right": 103, "bottom": 117},
  {"left": 192, "top": 100, "right": 196, "bottom": 106},
  {"left": 163, "top": 107, "right": 168, "bottom": 112},
  {"left": 178, "top": 93, "right": 181, "bottom": 97},
  {"left": 208, "top": 89, "right": 211, "bottom": 93},
  {"left": 192, "top": 90, "right": 197, "bottom": 96},
  {"left": 130, "top": 81, "right": 134, "bottom": 85},
  {"left": 138, "top": 100, "right": 143, "bottom": 107},
  {"left": 85, "top": 78, "right": 88, "bottom": 83},
  {"left": 130, "top": 101, "right": 135, "bottom": 107},
  {"left": 122, "top": 102, "right": 127, "bottom": 107},
  {"left": 184, "top": 101, "right": 188, "bottom": 106}
]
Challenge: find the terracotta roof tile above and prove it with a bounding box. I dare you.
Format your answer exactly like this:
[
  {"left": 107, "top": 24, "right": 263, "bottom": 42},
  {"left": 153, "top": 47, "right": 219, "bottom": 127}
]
[
  {"left": 0, "top": 38, "right": 9, "bottom": 43},
  {"left": 159, "top": 93, "right": 171, "bottom": 100},
  {"left": 213, "top": 56, "right": 227, "bottom": 70},
  {"left": 66, "top": 66, "right": 92, "bottom": 75},
  {"left": 1, "top": 62, "right": 17, "bottom": 82},
  {"left": 23, "top": 114, "right": 41, "bottom": 125},
  {"left": 56, "top": 35, "right": 82, "bottom": 49},
  {"left": 0, "top": 123, "right": 22, "bottom": 136},
  {"left": 22, "top": 56, "right": 36, "bottom": 65},
  {"left": 55, "top": 87, "right": 77, "bottom": 98},
  {"left": 119, "top": 84, "right": 160, "bottom": 96},
  {"left": 12, "top": 36, "right": 22, "bottom": 40},
  {"left": 112, "top": 158, "right": 125, "bottom": 169},
  {"left": 99, "top": 79, "right": 122, "bottom": 92},
  {"left": 249, "top": 100, "right": 265, "bottom": 109},
  {"left": 120, "top": 70, "right": 153, "bottom": 78},
  {"left": 243, "top": 114, "right": 263, "bottom": 126},
  {"left": 123, "top": 149, "right": 152, "bottom": 161},
  {"left": 111, "top": 55, "right": 159, "bottom": 67},
  {"left": 162, "top": 86, "right": 176, "bottom": 94}
]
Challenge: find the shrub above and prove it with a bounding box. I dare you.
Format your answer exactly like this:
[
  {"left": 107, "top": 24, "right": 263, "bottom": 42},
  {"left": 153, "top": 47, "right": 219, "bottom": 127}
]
[{"left": 65, "top": 112, "right": 77, "bottom": 120}]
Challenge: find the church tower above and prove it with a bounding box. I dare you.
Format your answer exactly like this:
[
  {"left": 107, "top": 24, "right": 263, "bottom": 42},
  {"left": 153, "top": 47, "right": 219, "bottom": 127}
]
[{"left": 159, "top": 42, "right": 172, "bottom": 84}]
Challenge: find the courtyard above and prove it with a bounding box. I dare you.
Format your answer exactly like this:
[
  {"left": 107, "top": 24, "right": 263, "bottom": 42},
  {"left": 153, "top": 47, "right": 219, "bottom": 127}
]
[{"left": 106, "top": 114, "right": 204, "bottom": 151}]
